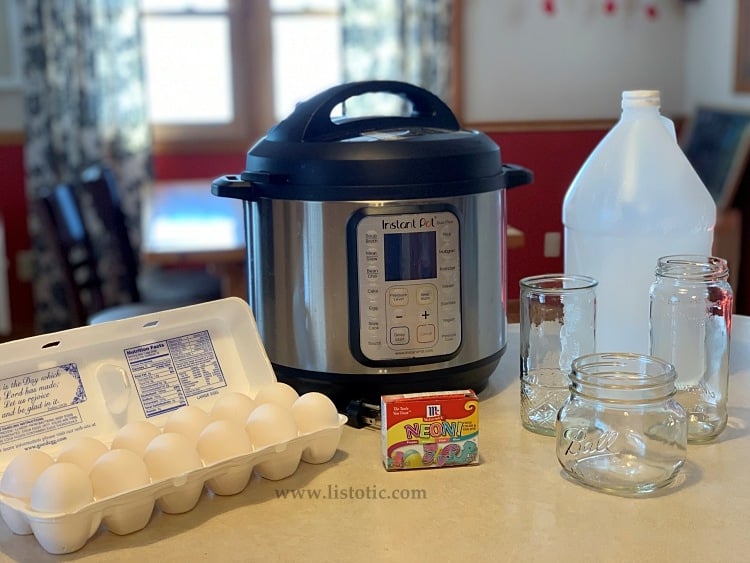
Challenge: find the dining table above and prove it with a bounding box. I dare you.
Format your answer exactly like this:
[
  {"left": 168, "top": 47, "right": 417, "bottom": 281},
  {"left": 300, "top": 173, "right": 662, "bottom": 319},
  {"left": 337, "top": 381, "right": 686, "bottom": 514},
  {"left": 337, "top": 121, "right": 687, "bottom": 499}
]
[
  {"left": 140, "top": 179, "right": 526, "bottom": 303},
  {"left": 140, "top": 179, "right": 248, "bottom": 300},
  {"left": 2, "top": 315, "right": 750, "bottom": 562}
]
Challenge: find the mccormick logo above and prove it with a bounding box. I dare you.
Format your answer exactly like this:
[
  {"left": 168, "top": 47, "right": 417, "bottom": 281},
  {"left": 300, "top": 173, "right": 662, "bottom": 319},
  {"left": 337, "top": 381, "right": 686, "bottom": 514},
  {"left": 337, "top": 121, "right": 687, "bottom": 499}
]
[
  {"left": 426, "top": 404, "right": 441, "bottom": 418},
  {"left": 382, "top": 216, "right": 436, "bottom": 230}
]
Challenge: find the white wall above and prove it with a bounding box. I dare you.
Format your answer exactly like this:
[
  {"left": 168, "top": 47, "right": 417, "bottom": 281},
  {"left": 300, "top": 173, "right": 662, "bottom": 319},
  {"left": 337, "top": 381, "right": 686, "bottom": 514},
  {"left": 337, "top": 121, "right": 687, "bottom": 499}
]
[
  {"left": 0, "top": 93, "right": 23, "bottom": 130},
  {"left": 0, "top": 0, "right": 22, "bottom": 131},
  {"left": 684, "top": 0, "right": 750, "bottom": 112},
  {"left": 462, "top": 0, "right": 687, "bottom": 121}
]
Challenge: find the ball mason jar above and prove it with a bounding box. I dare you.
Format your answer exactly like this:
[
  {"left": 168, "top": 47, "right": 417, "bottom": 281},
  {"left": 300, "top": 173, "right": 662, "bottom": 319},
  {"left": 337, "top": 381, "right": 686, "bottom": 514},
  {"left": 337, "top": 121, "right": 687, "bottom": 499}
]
[
  {"left": 649, "top": 255, "right": 733, "bottom": 443},
  {"left": 556, "top": 353, "right": 687, "bottom": 495}
]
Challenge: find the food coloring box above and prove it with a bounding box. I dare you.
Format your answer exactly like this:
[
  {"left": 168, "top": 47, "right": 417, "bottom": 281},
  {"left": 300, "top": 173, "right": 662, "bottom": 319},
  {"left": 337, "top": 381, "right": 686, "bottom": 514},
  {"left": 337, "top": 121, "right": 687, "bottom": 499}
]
[
  {"left": 0, "top": 297, "right": 346, "bottom": 554},
  {"left": 381, "top": 390, "right": 479, "bottom": 470}
]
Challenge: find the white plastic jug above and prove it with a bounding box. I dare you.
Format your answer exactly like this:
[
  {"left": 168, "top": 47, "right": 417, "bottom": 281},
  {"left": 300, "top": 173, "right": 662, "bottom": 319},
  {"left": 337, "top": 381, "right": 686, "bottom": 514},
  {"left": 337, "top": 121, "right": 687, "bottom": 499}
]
[{"left": 562, "top": 90, "right": 716, "bottom": 354}]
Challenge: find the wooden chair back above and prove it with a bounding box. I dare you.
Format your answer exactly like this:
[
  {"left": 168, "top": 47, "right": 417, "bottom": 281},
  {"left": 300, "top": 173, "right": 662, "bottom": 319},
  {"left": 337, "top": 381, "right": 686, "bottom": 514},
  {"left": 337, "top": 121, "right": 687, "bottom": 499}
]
[
  {"left": 80, "top": 164, "right": 141, "bottom": 302},
  {"left": 35, "top": 183, "right": 106, "bottom": 326}
]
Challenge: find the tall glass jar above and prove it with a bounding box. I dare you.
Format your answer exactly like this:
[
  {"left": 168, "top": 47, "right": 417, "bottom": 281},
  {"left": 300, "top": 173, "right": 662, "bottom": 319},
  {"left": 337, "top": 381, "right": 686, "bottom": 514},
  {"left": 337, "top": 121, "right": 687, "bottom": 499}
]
[
  {"left": 556, "top": 353, "right": 687, "bottom": 495},
  {"left": 649, "top": 255, "right": 733, "bottom": 443},
  {"left": 519, "top": 274, "right": 597, "bottom": 436}
]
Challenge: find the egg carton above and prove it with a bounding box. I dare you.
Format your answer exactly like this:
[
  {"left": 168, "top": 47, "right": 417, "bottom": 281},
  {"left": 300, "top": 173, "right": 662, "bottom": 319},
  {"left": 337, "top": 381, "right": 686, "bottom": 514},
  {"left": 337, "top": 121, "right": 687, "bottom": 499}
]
[{"left": 0, "top": 297, "right": 346, "bottom": 554}]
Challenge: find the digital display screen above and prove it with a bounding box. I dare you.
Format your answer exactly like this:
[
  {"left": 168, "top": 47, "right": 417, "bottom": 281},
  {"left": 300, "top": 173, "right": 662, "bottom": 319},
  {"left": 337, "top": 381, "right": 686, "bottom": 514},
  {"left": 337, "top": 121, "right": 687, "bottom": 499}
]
[{"left": 384, "top": 231, "right": 437, "bottom": 281}]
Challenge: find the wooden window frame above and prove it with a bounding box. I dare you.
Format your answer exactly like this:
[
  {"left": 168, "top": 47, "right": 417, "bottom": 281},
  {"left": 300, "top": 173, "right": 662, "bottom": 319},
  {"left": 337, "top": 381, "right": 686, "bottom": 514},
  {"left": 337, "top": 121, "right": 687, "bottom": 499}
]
[
  {"left": 149, "top": 0, "right": 463, "bottom": 154},
  {"left": 736, "top": 0, "right": 750, "bottom": 93},
  {"left": 148, "top": 1, "right": 274, "bottom": 154}
]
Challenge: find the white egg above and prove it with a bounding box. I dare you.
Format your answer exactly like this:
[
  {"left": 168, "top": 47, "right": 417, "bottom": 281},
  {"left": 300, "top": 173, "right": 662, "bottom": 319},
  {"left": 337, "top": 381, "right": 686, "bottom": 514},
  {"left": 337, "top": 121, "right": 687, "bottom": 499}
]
[
  {"left": 90, "top": 449, "right": 151, "bottom": 499},
  {"left": 111, "top": 421, "right": 161, "bottom": 457},
  {"left": 253, "top": 382, "right": 299, "bottom": 410},
  {"left": 143, "top": 432, "right": 203, "bottom": 480},
  {"left": 291, "top": 392, "right": 340, "bottom": 434},
  {"left": 0, "top": 450, "right": 57, "bottom": 534},
  {"left": 197, "top": 420, "right": 254, "bottom": 496},
  {"left": 30, "top": 462, "right": 94, "bottom": 513},
  {"left": 247, "top": 404, "right": 303, "bottom": 481},
  {"left": 245, "top": 403, "right": 299, "bottom": 449},
  {"left": 55, "top": 436, "right": 109, "bottom": 472},
  {"left": 28, "top": 463, "right": 98, "bottom": 554},
  {"left": 198, "top": 419, "right": 253, "bottom": 463},
  {"left": 163, "top": 406, "right": 212, "bottom": 445},
  {"left": 90, "top": 449, "right": 155, "bottom": 536},
  {"left": 143, "top": 432, "right": 204, "bottom": 514},
  {"left": 0, "top": 449, "right": 55, "bottom": 501},
  {"left": 210, "top": 392, "right": 257, "bottom": 426}
]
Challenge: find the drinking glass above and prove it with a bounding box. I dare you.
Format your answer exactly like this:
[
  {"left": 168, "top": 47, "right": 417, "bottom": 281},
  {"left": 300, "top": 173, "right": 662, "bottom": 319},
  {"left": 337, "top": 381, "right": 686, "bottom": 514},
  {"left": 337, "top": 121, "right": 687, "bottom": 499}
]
[{"left": 520, "top": 274, "right": 597, "bottom": 436}]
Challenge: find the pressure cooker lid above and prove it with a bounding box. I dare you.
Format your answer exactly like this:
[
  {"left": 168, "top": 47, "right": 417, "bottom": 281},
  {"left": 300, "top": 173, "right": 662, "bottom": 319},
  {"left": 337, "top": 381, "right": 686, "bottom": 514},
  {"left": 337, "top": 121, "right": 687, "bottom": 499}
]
[{"left": 237, "top": 81, "right": 528, "bottom": 200}]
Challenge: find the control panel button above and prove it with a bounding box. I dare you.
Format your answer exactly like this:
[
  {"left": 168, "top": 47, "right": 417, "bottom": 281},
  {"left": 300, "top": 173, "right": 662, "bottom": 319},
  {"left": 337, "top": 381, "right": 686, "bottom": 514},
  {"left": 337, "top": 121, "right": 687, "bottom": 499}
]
[
  {"left": 388, "top": 287, "right": 409, "bottom": 307},
  {"left": 417, "top": 285, "right": 436, "bottom": 305},
  {"left": 439, "top": 226, "right": 455, "bottom": 243},
  {"left": 366, "top": 336, "right": 383, "bottom": 347},
  {"left": 391, "top": 308, "right": 406, "bottom": 322},
  {"left": 417, "top": 324, "right": 436, "bottom": 344},
  {"left": 390, "top": 326, "right": 410, "bottom": 346},
  {"left": 366, "top": 284, "right": 380, "bottom": 302},
  {"left": 439, "top": 264, "right": 458, "bottom": 284}
]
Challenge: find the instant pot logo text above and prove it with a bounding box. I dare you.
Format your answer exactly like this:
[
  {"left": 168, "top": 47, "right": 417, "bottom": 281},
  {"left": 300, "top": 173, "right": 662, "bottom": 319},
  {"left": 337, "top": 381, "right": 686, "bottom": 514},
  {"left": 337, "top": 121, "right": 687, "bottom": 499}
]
[{"left": 382, "top": 216, "right": 436, "bottom": 231}]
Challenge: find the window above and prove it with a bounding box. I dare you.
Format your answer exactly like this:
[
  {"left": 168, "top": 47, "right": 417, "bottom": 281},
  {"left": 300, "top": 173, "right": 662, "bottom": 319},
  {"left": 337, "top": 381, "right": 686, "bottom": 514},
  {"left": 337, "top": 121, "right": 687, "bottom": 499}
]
[
  {"left": 141, "top": 0, "right": 234, "bottom": 125},
  {"left": 270, "top": 0, "right": 341, "bottom": 121},
  {"left": 139, "top": 0, "right": 341, "bottom": 152}
]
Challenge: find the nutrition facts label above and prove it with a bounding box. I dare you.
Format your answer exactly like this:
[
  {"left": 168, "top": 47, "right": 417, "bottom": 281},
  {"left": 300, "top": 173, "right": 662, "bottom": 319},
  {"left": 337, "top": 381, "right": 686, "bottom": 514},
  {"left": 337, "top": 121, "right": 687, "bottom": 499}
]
[{"left": 125, "top": 330, "right": 226, "bottom": 418}]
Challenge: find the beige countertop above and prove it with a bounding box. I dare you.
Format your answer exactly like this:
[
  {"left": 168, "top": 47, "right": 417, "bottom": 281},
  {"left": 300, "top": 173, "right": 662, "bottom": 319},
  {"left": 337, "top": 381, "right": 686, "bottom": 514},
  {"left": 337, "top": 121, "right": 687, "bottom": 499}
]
[{"left": 2, "top": 318, "right": 750, "bottom": 562}]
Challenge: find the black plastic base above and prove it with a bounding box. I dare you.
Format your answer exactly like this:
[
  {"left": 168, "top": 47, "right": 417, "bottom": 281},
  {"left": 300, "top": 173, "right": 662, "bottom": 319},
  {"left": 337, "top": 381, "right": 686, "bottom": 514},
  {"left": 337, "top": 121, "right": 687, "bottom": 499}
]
[{"left": 274, "top": 346, "right": 505, "bottom": 414}]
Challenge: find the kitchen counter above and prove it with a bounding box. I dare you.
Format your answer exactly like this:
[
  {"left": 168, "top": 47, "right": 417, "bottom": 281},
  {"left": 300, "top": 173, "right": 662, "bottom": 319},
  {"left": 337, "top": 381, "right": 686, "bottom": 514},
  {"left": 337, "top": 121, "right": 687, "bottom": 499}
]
[{"left": 2, "top": 318, "right": 750, "bottom": 562}]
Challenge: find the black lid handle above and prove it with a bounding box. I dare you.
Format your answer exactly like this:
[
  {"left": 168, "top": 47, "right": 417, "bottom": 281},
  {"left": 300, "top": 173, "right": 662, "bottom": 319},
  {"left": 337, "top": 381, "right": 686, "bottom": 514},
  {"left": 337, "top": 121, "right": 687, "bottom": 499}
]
[
  {"left": 502, "top": 164, "right": 534, "bottom": 189},
  {"left": 267, "top": 80, "right": 461, "bottom": 143}
]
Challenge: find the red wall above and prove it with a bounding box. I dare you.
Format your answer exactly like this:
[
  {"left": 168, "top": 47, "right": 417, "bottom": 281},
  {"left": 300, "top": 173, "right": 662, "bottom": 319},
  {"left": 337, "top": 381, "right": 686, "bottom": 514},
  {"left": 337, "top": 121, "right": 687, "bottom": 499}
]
[
  {"left": 1, "top": 127, "right": 608, "bottom": 335},
  {"left": 0, "top": 143, "right": 33, "bottom": 337},
  {"left": 153, "top": 152, "right": 245, "bottom": 181}
]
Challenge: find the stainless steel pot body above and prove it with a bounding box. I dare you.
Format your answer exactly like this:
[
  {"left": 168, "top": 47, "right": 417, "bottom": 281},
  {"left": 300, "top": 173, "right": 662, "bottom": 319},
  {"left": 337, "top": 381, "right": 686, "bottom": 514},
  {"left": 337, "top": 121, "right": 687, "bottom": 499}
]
[
  {"left": 212, "top": 80, "right": 533, "bottom": 400},
  {"left": 243, "top": 190, "right": 508, "bottom": 378}
]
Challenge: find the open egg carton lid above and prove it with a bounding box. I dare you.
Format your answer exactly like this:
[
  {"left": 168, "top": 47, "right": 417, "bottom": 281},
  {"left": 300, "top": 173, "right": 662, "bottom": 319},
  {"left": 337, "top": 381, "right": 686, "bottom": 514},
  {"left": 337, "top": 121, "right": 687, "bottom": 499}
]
[{"left": 0, "top": 297, "right": 346, "bottom": 554}]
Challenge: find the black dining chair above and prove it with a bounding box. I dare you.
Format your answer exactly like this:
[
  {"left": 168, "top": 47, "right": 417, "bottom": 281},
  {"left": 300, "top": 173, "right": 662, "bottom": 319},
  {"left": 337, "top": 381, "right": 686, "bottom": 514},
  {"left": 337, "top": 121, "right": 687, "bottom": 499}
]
[
  {"left": 79, "top": 164, "right": 223, "bottom": 307},
  {"left": 35, "top": 183, "right": 177, "bottom": 326}
]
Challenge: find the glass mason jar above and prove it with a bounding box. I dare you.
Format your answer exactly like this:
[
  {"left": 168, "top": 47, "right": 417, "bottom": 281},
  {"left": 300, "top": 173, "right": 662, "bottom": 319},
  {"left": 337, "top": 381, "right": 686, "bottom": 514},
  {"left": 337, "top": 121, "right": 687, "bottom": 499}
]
[
  {"left": 649, "top": 255, "right": 733, "bottom": 443},
  {"left": 556, "top": 353, "right": 687, "bottom": 495}
]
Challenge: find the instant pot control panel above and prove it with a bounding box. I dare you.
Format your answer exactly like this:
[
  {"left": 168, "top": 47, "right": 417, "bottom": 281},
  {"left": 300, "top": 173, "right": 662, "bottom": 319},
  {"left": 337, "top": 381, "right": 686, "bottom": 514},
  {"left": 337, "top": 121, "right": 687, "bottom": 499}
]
[{"left": 347, "top": 206, "right": 462, "bottom": 366}]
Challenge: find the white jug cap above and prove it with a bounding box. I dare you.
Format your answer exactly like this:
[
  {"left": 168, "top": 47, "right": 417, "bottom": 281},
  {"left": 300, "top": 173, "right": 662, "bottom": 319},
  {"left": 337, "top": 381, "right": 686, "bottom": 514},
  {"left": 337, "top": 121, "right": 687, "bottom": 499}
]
[{"left": 622, "top": 90, "right": 660, "bottom": 108}]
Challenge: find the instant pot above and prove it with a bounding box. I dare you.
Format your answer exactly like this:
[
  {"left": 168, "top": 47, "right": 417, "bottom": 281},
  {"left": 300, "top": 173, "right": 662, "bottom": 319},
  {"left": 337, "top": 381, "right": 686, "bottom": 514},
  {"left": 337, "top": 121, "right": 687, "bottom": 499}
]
[{"left": 212, "top": 81, "right": 532, "bottom": 406}]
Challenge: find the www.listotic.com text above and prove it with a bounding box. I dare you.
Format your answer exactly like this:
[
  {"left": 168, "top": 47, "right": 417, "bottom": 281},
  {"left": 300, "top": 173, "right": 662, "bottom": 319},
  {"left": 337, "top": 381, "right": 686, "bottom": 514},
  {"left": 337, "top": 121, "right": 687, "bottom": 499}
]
[{"left": 274, "top": 484, "right": 427, "bottom": 500}]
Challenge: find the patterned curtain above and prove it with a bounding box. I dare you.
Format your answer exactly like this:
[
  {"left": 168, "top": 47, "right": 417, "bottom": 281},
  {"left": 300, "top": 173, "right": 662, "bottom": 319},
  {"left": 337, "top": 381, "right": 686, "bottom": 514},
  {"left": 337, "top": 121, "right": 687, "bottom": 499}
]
[
  {"left": 20, "top": 0, "right": 153, "bottom": 333},
  {"left": 340, "top": 0, "right": 454, "bottom": 108}
]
